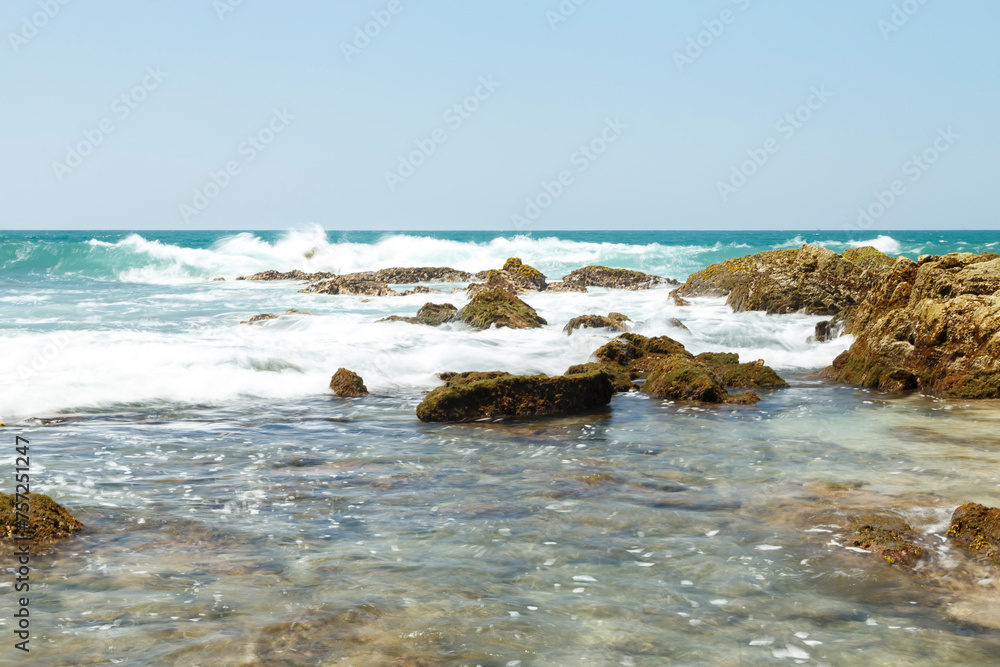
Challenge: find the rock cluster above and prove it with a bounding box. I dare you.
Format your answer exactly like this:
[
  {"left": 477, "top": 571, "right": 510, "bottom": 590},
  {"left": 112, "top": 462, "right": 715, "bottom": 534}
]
[
  {"left": 675, "top": 244, "right": 893, "bottom": 316},
  {"left": 824, "top": 252, "right": 1000, "bottom": 397},
  {"left": 562, "top": 266, "right": 675, "bottom": 290}
]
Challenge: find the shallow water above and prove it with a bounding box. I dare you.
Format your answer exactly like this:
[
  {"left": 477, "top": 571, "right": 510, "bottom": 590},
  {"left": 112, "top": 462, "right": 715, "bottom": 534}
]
[{"left": 4, "top": 229, "right": 1000, "bottom": 664}]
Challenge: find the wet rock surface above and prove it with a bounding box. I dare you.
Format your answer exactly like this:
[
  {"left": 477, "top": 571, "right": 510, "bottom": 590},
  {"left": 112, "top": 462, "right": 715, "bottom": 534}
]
[
  {"left": 459, "top": 288, "right": 547, "bottom": 330},
  {"left": 562, "top": 265, "right": 674, "bottom": 290},
  {"left": 416, "top": 370, "right": 615, "bottom": 422},
  {"left": 563, "top": 312, "right": 630, "bottom": 334},
  {"left": 0, "top": 493, "right": 83, "bottom": 547},
  {"left": 241, "top": 313, "right": 278, "bottom": 325},
  {"left": 330, "top": 368, "right": 369, "bottom": 397},
  {"left": 948, "top": 502, "right": 1000, "bottom": 564},
  {"left": 380, "top": 303, "right": 458, "bottom": 326},
  {"left": 675, "top": 244, "right": 892, "bottom": 316},
  {"left": 846, "top": 513, "right": 926, "bottom": 567},
  {"left": 825, "top": 252, "right": 1000, "bottom": 397}
]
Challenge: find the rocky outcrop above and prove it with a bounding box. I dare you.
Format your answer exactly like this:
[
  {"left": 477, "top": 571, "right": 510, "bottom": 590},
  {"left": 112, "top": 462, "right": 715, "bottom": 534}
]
[
  {"left": 562, "top": 266, "right": 674, "bottom": 290},
  {"left": 0, "top": 493, "right": 83, "bottom": 546},
  {"left": 467, "top": 258, "right": 547, "bottom": 296},
  {"left": 563, "top": 313, "right": 630, "bottom": 335},
  {"left": 238, "top": 270, "right": 335, "bottom": 282},
  {"left": 824, "top": 252, "right": 1000, "bottom": 397},
  {"left": 301, "top": 279, "right": 400, "bottom": 297},
  {"left": 459, "top": 289, "right": 546, "bottom": 330},
  {"left": 438, "top": 371, "right": 512, "bottom": 386},
  {"left": 330, "top": 369, "right": 369, "bottom": 397},
  {"left": 416, "top": 370, "right": 615, "bottom": 422},
  {"left": 670, "top": 290, "right": 691, "bottom": 307},
  {"left": 585, "top": 333, "right": 786, "bottom": 404},
  {"left": 846, "top": 513, "right": 925, "bottom": 567},
  {"left": 675, "top": 244, "right": 893, "bottom": 316},
  {"left": 241, "top": 313, "right": 278, "bottom": 325},
  {"left": 947, "top": 503, "right": 1000, "bottom": 564},
  {"left": 380, "top": 303, "right": 458, "bottom": 326}
]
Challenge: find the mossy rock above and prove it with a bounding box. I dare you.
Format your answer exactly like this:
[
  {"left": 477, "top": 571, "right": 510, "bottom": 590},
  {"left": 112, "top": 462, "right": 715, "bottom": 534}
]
[
  {"left": 330, "top": 368, "right": 369, "bottom": 397},
  {"left": 502, "top": 257, "right": 546, "bottom": 286},
  {"left": 459, "top": 288, "right": 547, "bottom": 330},
  {"left": 562, "top": 266, "right": 672, "bottom": 290},
  {"left": 948, "top": 503, "right": 1000, "bottom": 564},
  {"left": 641, "top": 356, "right": 727, "bottom": 402},
  {"left": 594, "top": 338, "right": 645, "bottom": 366},
  {"left": 847, "top": 513, "right": 925, "bottom": 567},
  {"left": 380, "top": 303, "right": 458, "bottom": 326},
  {"left": 695, "top": 353, "right": 789, "bottom": 389},
  {"left": 416, "top": 371, "right": 615, "bottom": 422},
  {"left": 437, "top": 371, "right": 512, "bottom": 387},
  {"left": 0, "top": 493, "right": 83, "bottom": 546},
  {"left": 842, "top": 246, "right": 895, "bottom": 276},
  {"left": 565, "top": 362, "right": 637, "bottom": 392},
  {"left": 563, "top": 314, "right": 630, "bottom": 335}
]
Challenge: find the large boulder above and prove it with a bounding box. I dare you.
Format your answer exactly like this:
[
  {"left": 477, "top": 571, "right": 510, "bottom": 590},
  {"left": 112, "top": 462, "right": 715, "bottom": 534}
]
[
  {"left": 330, "top": 369, "right": 369, "bottom": 397},
  {"left": 379, "top": 303, "right": 458, "bottom": 326},
  {"left": 1, "top": 493, "right": 83, "bottom": 547},
  {"left": 459, "top": 288, "right": 547, "bottom": 330},
  {"left": 563, "top": 313, "right": 630, "bottom": 335},
  {"left": 824, "top": 252, "right": 1000, "bottom": 397},
  {"left": 675, "top": 244, "right": 893, "bottom": 316},
  {"left": 562, "top": 266, "right": 674, "bottom": 290},
  {"left": 416, "top": 370, "right": 615, "bottom": 422},
  {"left": 948, "top": 503, "right": 1000, "bottom": 564}
]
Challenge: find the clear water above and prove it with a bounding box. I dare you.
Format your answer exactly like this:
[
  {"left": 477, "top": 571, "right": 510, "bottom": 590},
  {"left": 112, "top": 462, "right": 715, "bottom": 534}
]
[{"left": 3, "top": 229, "right": 1000, "bottom": 665}]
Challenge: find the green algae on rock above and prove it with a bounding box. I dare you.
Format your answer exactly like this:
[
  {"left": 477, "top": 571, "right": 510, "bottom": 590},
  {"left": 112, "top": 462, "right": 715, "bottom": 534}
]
[
  {"left": 330, "top": 368, "right": 369, "bottom": 397},
  {"left": 379, "top": 303, "right": 458, "bottom": 326},
  {"left": 563, "top": 313, "right": 630, "bottom": 335},
  {"left": 564, "top": 362, "right": 637, "bottom": 392},
  {"left": 416, "top": 370, "right": 615, "bottom": 422},
  {"left": 437, "top": 371, "right": 512, "bottom": 386},
  {"left": 459, "top": 288, "right": 547, "bottom": 330},
  {"left": 847, "top": 513, "right": 925, "bottom": 567},
  {"left": 0, "top": 493, "right": 83, "bottom": 546},
  {"left": 695, "top": 352, "right": 790, "bottom": 389},
  {"left": 947, "top": 503, "right": 1000, "bottom": 564}
]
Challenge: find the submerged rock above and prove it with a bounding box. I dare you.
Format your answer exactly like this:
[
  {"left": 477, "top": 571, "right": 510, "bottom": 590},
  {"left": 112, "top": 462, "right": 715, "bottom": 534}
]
[
  {"left": 563, "top": 313, "right": 630, "bottom": 334},
  {"left": 562, "top": 265, "right": 674, "bottom": 290},
  {"left": 379, "top": 303, "right": 458, "bottom": 326},
  {"left": 948, "top": 503, "right": 1000, "bottom": 564},
  {"left": 459, "top": 288, "right": 547, "bottom": 330},
  {"left": 824, "top": 252, "right": 1000, "bottom": 397},
  {"left": 846, "top": 513, "right": 925, "bottom": 567},
  {"left": 0, "top": 493, "right": 83, "bottom": 546},
  {"left": 330, "top": 368, "right": 369, "bottom": 397},
  {"left": 416, "top": 370, "right": 615, "bottom": 422},
  {"left": 675, "top": 244, "right": 893, "bottom": 316}
]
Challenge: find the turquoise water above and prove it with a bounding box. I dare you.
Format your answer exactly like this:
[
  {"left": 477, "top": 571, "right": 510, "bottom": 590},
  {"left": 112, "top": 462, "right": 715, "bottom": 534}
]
[{"left": 3, "top": 229, "right": 1000, "bottom": 665}]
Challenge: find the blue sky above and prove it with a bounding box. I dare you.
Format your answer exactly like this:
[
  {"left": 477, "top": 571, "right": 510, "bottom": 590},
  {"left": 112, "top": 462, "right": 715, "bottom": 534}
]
[{"left": 1, "top": 0, "right": 997, "bottom": 230}]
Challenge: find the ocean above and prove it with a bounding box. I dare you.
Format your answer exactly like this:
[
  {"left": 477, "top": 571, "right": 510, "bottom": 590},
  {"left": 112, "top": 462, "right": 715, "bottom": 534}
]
[{"left": 3, "top": 228, "right": 1000, "bottom": 665}]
